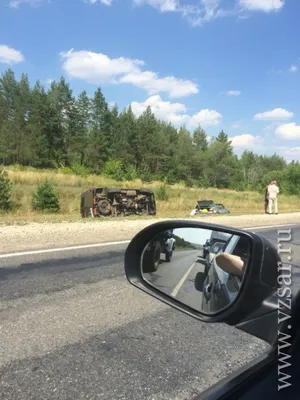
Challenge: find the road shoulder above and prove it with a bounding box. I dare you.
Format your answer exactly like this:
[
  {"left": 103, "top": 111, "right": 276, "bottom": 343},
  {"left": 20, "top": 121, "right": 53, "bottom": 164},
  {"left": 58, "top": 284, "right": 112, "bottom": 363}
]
[{"left": 0, "top": 212, "right": 299, "bottom": 254}]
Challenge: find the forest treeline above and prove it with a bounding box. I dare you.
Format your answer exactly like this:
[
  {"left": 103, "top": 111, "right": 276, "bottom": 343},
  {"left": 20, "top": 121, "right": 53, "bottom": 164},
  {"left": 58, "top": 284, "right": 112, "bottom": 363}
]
[{"left": 1, "top": 68, "right": 300, "bottom": 195}]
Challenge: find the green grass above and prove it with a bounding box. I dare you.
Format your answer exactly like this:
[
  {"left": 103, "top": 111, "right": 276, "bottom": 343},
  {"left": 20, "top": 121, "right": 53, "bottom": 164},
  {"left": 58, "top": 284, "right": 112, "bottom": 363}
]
[{"left": 1, "top": 166, "right": 300, "bottom": 223}]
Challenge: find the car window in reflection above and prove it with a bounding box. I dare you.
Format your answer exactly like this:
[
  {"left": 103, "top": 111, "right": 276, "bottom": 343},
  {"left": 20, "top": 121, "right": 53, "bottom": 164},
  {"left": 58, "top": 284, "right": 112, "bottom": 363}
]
[
  {"left": 214, "top": 235, "right": 250, "bottom": 289},
  {"left": 213, "top": 236, "right": 239, "bottom": 284}
]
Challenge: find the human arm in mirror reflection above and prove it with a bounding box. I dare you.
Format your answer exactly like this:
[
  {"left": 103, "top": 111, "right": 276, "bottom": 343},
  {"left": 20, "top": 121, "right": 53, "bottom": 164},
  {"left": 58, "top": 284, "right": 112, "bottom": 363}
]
[{"left": 215, "top": 253, "right": 245, "bottom": 279}]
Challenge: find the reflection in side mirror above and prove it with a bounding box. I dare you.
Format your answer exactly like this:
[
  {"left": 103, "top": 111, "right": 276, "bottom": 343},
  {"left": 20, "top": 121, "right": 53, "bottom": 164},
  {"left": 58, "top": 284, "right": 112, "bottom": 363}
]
[{"left": 141, "top": 227, "right": 252, "bottom": 315}]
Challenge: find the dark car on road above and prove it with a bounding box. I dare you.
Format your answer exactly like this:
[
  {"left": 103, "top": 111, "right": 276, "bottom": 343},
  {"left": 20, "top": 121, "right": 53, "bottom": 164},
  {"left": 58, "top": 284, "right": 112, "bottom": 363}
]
[{"left": 202, "top": 230, "right": 232, "bottom": 259}]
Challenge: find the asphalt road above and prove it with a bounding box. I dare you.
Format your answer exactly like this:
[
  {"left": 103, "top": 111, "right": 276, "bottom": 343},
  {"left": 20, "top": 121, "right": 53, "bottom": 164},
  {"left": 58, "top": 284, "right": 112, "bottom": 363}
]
[
  {"left": 143, "top": 249, "right": 200, "bottom": 296},
  {"left": 0, "top": 225, "right": 299, "bottom": 400},
  {"left": 143, "top": 250, "right": 206, "bottom": 312}
]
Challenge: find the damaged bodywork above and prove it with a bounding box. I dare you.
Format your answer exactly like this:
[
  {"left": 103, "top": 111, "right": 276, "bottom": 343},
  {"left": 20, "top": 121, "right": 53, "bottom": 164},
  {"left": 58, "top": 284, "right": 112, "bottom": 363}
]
[{"left": 80, "top": 187, "right": 157, "bottom": 217}]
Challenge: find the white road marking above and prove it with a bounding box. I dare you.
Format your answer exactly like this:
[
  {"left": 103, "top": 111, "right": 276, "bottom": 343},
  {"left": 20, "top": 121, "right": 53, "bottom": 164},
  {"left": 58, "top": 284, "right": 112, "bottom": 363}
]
[
  {"left": 170, "top": 262, "right": 196, "bottom": 298},
  {"left": 244, "top": 224, "right": 297, "bottom": 230},
  {"left": 0, "top": 240, "right": 131, "bottom": 259},
  {"left": 0, "top": 223, "right": 298, "bottom": 259}
]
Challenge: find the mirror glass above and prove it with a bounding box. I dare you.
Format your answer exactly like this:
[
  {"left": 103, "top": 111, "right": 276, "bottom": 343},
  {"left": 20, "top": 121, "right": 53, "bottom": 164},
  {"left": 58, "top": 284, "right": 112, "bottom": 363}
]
[{"left": 141, "top": 227, "right": 251, "bottom": 315}]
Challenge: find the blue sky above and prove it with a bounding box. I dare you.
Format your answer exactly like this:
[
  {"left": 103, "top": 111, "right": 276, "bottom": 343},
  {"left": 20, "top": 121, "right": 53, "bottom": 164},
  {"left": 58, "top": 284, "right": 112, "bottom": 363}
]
[
  {"left": 173, "top": 227, "right": 212, "bottom": 245},
  {"left": 0, "top": 0, "right": 299, "bottom": 161}
]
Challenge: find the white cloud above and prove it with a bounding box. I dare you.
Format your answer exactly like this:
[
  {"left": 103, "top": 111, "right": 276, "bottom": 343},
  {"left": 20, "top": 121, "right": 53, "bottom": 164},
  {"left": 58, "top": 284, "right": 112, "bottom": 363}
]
[
  {"left": 87, "top": 0, "right": 114, "bottom": 4},
  {"left": 238, "top": 0, "right": 284, "bottom": 12},
  {"left": 275, "top": 146, "right": 300, "bottom": 161},
  {"left": 263, "top": 121, "right": 281, "bottom": 137},
  {"left": 10, "top": 0, "right": 113, "bottom": 6},
  {"left": 133, "top": 0, "right": 236, "bottom": 26},
  {"left": 275, "top": 123, "right": 300, "bottom": 140},
  {"left": 289, "top": 64, "right": 298, "bottom": 73},
  {"left": 230, "top": 134, "right": 264, "bottom": 148},
  {"left": 120, "top": 71, "right": 198, "bottom": 98},
  {"left": 130, "top": 95, "right": 222, "bottom": 127},
  {"left": 133, "top": 0, "right": 284, "bottom": 26},
  {"left": 282, "top": 147, "right": 300, "bottom": 158},
  {"left": 131, "top": 95, "right": 187, "bottom": 124},
  {"left": 60, "top": 49, "right": 198, "bottom": 98},
  {"left": 60, "top": 49, "right": 143, "bottom": 82},
  {"left": 133, "top": 0, "right": 179, "bottom": 12},
  {"left": 254, "top": 108, "right": 293, "bottom": 121},
  {"left": 190, "top": 109, "right": 222, "bottom": 127},
  {"left": 0, "top": 44, "right": 24, "bottom": 64},
  {"left": 226, "top": 90, "right": 241, "bottom": 96},
  {"left": 9, "top": 0, "right": 44, "bottom": 7}
]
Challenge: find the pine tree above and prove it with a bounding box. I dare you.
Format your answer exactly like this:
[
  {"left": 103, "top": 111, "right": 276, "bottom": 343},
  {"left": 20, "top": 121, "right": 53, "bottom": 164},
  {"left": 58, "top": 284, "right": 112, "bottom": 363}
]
[
  {"left": 0, "top": 168, "right": 12, "bottom": 211},
  {"left": 32, "top": 179, "right": 60, "bottom": 213}
]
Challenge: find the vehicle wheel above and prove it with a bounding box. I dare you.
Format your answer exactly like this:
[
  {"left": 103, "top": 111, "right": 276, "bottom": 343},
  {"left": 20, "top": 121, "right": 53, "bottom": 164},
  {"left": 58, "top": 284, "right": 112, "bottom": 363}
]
[
  {"left": 165, "top": 250, "right": 173, "bottom": 262},
  {"left": 97, "top": 199, "right": 111, "bottom": 216},
  {"left": 136, "top": 208, "right": 147, "bottom": 216},
  {"left": 143, "top": 241, "right": 161, "bottom": 273},
  {"left": 194, "top": 272, "right": 205, "bottom": 292}
]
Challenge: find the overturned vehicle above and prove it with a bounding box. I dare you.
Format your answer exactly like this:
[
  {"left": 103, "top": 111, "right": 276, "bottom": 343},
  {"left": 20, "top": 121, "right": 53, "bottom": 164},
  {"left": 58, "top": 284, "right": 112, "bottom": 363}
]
[{"left": 80, "top": 187, "right": 157, "bottom": 218}]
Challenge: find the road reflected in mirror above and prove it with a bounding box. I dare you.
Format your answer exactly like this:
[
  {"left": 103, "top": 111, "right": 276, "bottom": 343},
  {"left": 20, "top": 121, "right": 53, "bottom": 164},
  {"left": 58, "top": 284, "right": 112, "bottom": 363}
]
[{"left": 141, "top": 227, "right": 251, "bottom": 315}]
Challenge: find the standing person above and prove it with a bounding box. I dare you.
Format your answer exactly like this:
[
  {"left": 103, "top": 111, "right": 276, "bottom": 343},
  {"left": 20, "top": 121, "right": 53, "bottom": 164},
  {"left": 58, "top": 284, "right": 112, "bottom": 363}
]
[
  {"left": 264, "top": 180, "right": 272, "bottom": 214},
  {"left": 268, "top": 180, "right": 279, "bottom": 214}
]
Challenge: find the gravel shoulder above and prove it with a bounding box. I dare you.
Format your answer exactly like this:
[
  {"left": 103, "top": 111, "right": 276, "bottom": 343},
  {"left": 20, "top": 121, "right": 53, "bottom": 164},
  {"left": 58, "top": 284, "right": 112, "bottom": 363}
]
[{"left": 1, "top": 212, "right": 300, "bottom": 254}]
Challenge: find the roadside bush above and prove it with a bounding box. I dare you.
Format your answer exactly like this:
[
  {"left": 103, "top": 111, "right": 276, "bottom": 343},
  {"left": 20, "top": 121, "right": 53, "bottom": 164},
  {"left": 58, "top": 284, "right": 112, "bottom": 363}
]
[
  {"left": 58, "top": 164, "right": 92, "bottom": 177},
  {"left": 139, "top": 168, "right": 153, "bottom": 184},
  {"left": 124, "top": 166, "right": 138, "bottom": 181},
  {"left": 70, "top": 164, "right": 92, "bottom": 177},
  {"left": 57, "top": 165, "right": 74, "bottom": 175},
  {"left": 184, "top": 178, "right": 194, "bottom": 188},
  {"left": 195, "top": 178, "right": 209, "bottom": 189},
  {"left": 165, "top": 173, "right": 177, "bottom": 185},
  {"left": 114, "top": 168, "right": 125, "bottom": 182},
  {"left": 0, "top": 168, "right": 13, "bottom": 211},
  {"left": 235, "top": 182, "right": 246, "bottom": 192},
  {"left": 102, "top": 159, "right": 126, "bottom": 181},
  {"left": 32, "top": 179, "right": 60, "bottom": 213},
  {"left": 156, "top": 183, "right": 169, "bottom": 201}
]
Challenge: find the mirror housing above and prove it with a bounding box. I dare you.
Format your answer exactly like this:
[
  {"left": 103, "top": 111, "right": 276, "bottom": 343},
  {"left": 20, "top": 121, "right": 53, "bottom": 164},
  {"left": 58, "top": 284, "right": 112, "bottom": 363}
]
[{"left": 124, "top": 220, "right": 281, "bottom": 345}]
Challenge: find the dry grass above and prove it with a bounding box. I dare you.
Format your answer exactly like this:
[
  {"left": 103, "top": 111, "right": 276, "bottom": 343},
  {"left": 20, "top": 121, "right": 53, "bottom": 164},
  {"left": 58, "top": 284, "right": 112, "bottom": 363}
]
[{"left": 2, "top": 167, "right": 300, "bottom": 223}]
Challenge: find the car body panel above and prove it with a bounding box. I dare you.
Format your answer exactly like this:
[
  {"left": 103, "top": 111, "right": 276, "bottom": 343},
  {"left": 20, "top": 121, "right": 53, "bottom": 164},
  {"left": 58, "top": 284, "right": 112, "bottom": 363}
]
[{"left": 201, "top": 234, "right": 245, "bottom": 313}]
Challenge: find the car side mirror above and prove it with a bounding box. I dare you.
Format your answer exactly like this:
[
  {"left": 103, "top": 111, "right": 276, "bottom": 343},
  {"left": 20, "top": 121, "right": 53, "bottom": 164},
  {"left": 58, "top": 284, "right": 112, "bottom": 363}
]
[{"left": 124, "top": 220, "right": 283, "bottom": 345}]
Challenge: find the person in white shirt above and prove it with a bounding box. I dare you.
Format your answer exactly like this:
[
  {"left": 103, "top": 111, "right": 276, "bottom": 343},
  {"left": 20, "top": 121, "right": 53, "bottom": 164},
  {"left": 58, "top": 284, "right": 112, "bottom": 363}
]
[{"left": 267, "top": 180, "right": 279, "bottom": 214}]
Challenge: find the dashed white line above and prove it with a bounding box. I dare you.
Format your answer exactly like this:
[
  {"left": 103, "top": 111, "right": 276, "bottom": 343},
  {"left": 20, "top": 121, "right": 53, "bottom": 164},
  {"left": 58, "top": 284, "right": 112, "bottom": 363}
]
[
  {"left": 170, "top": 262, "right": 196, "bottom": 298},
  {"left": 245, "top": 224, "right": 297, "bottom": 230},
  {"left": 0, "top": 240, "right": 131, "bottom": 259}
]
